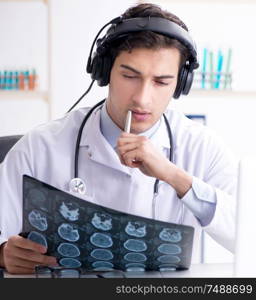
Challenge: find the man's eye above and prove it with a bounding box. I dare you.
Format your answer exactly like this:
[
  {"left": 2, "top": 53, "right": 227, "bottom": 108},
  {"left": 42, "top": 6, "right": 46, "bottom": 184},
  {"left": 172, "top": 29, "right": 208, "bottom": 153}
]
[
  {"left": 155, "top": 81, "right": 169, "bottom": 86},
  {"left": 123, "top": 74, "right": 137, "bottom": 79}
]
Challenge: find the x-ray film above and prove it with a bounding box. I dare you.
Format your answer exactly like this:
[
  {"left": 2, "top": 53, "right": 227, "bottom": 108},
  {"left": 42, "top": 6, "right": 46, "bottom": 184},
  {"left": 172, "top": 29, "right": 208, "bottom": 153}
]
[{"left": 22, "top": 175, "right": 194, "bottom": 272}]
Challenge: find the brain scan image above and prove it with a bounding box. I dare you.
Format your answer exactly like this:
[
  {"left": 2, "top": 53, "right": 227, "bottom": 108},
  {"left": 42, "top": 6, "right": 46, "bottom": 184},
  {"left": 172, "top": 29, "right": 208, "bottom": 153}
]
[
  {"left": 57, "top": 242, "right": 80, "bottom": 257},
  {"left": 90, "top": 249, "right": 114, "bottom": 261},
  {"left": 124, "top": 252, "right": 147, "bottom": 263},
  {"left": 158, "top": 264, "right": 177, "bottom": 272},
  {"left": 59, "top": 257, "right": 82, "bottom": 268},
  {"left": 159, "top": 228, "right": 182, "bottom": 243},
  {"left": 157, "top": 244, "right": 181, "bottom": 255},
  {"left": 123, "top": 239, "right": 147, "bottom": 252},
  {"left": 59, "top": 202, "right": 79, "bottom": 221},
  {"left": 23, "top": 175, "right": 194, "bottom": 272},
  {"left": 28, "top": 210, "right": 48, "bottom": 231},
  {"left": 91, "top": 212, "right": 112, "bottom": 231},
  {"left": 125, "top": 221, "right": 146, "bottom": 237},
  {"left": 27, "top": 231, "right": 48, "bottom": 247},
  {"left": 92, "top": 261, "right": 114, "bottom": 271},
  {"left": 58, "top": 223, "right": 80, "bottom": 242},
  {"left": 90, "top": 232, "right": 113, "bottom": 248},
  {"left": 125, "top": 263, "right": 146, "bottom": 272},
  {"left": 27, "top": 189, "right": 47, "bottom": 210},
  {"left": 157, "top": 255, "right": 180, "bottom": 264}
]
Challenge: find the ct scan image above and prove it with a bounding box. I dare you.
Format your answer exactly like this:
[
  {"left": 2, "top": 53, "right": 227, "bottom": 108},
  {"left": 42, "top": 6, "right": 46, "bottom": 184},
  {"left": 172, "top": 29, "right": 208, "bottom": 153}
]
[{"left": 22, "top": 175, "right": 194, "bottom": 272}]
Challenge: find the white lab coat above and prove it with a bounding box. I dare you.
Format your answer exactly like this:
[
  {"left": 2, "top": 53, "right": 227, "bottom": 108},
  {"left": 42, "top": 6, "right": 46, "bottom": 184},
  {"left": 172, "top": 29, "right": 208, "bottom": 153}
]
[{"left": 0, "top": 105, "right": 238, "bottom": 263}]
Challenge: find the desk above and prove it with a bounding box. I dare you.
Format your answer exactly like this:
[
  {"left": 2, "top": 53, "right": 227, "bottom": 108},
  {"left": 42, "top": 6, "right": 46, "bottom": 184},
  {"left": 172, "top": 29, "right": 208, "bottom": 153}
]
[{"left": 4, "top": 263, "right": 234, "bottom": 278}]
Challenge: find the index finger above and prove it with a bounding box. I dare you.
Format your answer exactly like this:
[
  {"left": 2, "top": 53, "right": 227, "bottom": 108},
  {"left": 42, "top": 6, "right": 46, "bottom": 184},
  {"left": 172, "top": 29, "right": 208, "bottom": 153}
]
[{"left": 13, "top": 235, "right": 47, "bottom": 254}]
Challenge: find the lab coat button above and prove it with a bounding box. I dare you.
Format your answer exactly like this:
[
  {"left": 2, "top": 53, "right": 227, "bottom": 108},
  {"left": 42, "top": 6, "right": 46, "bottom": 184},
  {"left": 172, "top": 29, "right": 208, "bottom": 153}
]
[{"left": 88, "top": 152, "right": 92, "bottom": 158}]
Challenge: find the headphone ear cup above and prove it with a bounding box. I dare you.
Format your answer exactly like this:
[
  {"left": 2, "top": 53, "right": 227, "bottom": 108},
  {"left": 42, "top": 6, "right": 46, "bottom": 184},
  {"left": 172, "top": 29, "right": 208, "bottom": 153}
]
[
  {"left": 91, "top": 54, "right": 103, "bottom": 81},
  {"left": 86, "top": 56, "right": 93, "bottom": 74},
  {"left": 173, "top": 65, "right": 194, "bottom": 99},
  {"left": 182, "top": 70, "right": 194, "bottom": 95},
  {"left": 97, "top": 54, "right": 112, "bottom": 86},
  {"left": 173, "top": 67, "right": 186, "bottom": 99}
]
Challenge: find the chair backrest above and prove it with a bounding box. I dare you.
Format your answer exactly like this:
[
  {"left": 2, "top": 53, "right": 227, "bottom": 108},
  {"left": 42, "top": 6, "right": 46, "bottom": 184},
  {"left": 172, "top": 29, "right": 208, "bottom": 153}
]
[{"left": 0, "top": 135, "right": 23, "bottom": 163}]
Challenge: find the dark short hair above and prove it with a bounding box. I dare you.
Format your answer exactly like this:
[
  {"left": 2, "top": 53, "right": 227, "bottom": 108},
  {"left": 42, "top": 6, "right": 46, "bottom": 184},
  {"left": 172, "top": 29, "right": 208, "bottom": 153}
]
[{"left": 111, "top": 3, "right": 190, "bottom": 69}]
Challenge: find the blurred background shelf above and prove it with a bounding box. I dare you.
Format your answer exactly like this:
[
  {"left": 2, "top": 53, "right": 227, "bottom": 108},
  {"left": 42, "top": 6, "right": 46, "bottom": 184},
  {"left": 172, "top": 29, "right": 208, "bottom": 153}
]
[
  {"left": 0, "top": 91, "right": 48, "bottom": 101},
  {"left": 0, "top": 0, "right": 50, "bottom": 136},
  {"left": 189, "top": 89, "right": 256, "bottom": 99}
]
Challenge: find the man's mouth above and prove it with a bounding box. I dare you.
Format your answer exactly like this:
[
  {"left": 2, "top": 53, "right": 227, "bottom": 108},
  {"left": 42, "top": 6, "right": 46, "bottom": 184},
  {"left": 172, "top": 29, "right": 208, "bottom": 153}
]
[{"left": 131, "top": 110, "right": 151, "bottom": 121}]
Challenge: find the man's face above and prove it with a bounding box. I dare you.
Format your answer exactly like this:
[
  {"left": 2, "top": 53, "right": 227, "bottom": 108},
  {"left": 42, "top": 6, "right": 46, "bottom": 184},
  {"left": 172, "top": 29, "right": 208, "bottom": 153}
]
[{"left": 106, "top": 47, "right": 180, "bottom": 134}]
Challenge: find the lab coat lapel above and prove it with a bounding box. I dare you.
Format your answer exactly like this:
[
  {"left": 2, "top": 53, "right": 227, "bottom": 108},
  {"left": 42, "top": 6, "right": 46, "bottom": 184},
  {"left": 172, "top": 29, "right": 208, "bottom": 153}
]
[{"left": 80, "top": 107, "right": 131, "bottom": 175}]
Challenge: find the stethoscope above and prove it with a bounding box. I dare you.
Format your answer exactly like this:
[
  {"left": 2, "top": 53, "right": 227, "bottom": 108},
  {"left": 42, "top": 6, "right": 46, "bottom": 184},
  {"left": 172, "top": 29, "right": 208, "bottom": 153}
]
[{"left": 68, "top": 99, "right": 184, "bottom": 223}]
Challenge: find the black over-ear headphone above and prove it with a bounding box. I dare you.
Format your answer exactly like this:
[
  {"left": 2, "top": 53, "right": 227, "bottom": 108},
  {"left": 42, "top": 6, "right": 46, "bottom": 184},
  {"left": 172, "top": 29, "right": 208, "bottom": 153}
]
[{"left": 86, "top": 16, "right": 199, "bottom": 99}]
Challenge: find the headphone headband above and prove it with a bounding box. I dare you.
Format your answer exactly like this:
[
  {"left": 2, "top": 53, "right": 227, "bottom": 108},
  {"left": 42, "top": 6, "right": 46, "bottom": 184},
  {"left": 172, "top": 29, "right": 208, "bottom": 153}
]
[
  {"left": 97, "top": 17, "right": 199, "bottom": 69},
  {"left": 87, "top": 15, "right": 199, "bottom": 98}
]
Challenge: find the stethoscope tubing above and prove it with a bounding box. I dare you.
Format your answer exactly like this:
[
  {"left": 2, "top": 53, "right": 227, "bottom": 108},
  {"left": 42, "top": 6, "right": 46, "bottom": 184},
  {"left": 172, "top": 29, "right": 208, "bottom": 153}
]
[
  {"left": 73, "top": 99, "right": 178, "bottom": 220},
  {"left": 74, "top": 99, "right": 105, "bottom": 178}
]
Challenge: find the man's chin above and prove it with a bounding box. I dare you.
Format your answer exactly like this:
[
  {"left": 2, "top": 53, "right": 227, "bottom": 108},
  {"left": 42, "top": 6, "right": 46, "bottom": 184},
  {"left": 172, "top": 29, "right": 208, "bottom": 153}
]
[{"left": 131, "top": 124, "right": 152, "bottom": 135}]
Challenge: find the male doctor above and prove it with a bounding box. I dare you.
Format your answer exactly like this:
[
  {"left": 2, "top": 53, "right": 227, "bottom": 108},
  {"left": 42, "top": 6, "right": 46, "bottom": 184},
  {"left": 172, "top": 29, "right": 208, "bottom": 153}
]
[{"left": 0, "top": 3, "right": 238, "bottom": 274}]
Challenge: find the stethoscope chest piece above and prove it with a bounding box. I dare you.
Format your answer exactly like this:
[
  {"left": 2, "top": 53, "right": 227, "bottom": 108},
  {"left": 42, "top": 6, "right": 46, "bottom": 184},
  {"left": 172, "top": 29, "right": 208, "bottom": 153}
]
[{"left": 69, "top": 178, "right": 86, "bottom": 195}]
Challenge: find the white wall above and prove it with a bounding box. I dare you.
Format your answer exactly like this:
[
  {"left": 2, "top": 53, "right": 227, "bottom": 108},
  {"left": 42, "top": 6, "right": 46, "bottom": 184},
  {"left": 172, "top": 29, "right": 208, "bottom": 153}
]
[
  {"left": 173, "top": 95, "right": 256, "bottom": 159},
  {"left": 0, "top": 0, "right": 137, "bottom": 135},
  {"left": 0, "top": 1, "right": 48, "bottom": 90},
  {"left": 50, "top": 0, "right": 137, "bottom": 119},
  {"left": 152, "top": 1, "right": 256, "bottom": 92},
  {"left": 0, "top": 1, "right": 48, "bottom": 135}
]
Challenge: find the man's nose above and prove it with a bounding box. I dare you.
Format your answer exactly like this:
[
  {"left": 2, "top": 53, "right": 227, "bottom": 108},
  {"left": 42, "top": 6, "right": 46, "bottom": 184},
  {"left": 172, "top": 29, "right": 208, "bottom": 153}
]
[{"left": 132, "top": 81, "right": 152, "bottom": 107}]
